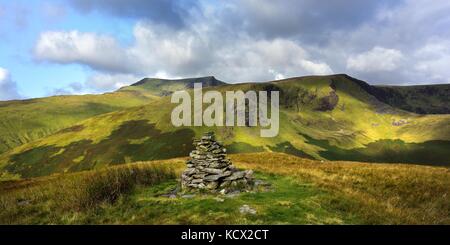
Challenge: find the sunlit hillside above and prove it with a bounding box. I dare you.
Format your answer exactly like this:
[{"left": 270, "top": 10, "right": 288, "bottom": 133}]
[
  {"left": 1, "top": 74, "right": 449, "bottom": 179},
  {"left": 1, "top": 153, "right": 448, "bottom": 224}
]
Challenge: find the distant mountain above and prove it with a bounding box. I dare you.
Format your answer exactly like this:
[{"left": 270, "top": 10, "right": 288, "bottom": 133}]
[
  {"left": 131, "top": 75, "right": 224, "bottom": 87},
  {"left": 120, "top": 76, "right": 225, "bottom": 96},
  {"left": 0, "top": 74, "right": 449, "bottom": 178}
]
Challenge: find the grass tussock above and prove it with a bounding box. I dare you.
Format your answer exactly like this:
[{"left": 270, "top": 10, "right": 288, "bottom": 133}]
[
  {"left": 0, "top": 163, "right": 175, "bottom": 224},
  {"left": 0, "top": 153, "right": 448, "bottom": 224},
  {"left": 74, "top": 163, "right": 175, "bottom": 209},
  {"left": 230, "top": 152, "right": 450, "bottom": 224}
]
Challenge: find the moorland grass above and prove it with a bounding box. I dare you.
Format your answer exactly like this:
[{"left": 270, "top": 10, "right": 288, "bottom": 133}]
[
  {"left": 0, "top": 162, "right": 175, "bottom": 224},
  {"left": 64, "top": 173, "right": 360, "bottom": 224},
  {"left": 231, "top": 152, "right": 450, "bottom": 224},
  {"left": 0, "top": 153, "right": 448, "bottom": 224}
]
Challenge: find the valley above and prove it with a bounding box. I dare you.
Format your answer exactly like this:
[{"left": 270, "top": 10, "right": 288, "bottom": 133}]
[{"left": 0, "top": 74, "right": 449, "bottom": 179}]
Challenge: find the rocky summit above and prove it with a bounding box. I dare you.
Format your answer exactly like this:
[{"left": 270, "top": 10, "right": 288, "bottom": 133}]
[{"left": 181, "top": 132, "right": 253, "bottom": 193}]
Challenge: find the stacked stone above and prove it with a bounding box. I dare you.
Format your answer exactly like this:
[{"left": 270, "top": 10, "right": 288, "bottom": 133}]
[{"left": 181, "top": 132, "right": 253, "bottom": 192}]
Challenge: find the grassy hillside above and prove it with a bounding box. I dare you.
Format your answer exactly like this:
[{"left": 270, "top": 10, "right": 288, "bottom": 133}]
[
  {"left": 374, "top": 84, "right": 450, "bottom": 114},
  {"left": 340, "top": 75, "right": 450, "bottom": 114},
  {"left": 0, "top": 76, "right": 224, "bottom": 155},
  {"left": 1, "top": 74, "right": 449, "bottom": 178},
  {"left": 1, "top": 153, "right": 448, "bottom": 224},
  {"left": 0, "top": 90, "right": 156, "bottom": 154}
]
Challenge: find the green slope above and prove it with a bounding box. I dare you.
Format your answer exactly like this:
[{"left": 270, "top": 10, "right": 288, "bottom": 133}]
[
  {"left": 0, "top": 90, "right": 156, "bottom": 155},
  {"left": 0, "top": 76, "right": 224, "bottom": 154},
  {"left": 1, "top": 153, "right": 449, "bottom": 224},
  {"left": 1, "top": 74, "right": 449, "bottom": 178},
  {"left": 344, "top": 75, "right": 450, "bottom": 114}
]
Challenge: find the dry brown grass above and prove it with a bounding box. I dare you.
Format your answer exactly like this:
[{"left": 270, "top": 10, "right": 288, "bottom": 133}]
[
  {"left": 0, "top": 162, "right": 176, "bottom": 224},
  {"left": 229, "top": 152, "right": 450, "bottom": 224},
  {"left": 1, "top": 154, "right": 448, "bottom": 224}
]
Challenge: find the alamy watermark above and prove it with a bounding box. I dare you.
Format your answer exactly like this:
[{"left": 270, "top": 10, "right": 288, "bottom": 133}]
[{"left": 171, "top": 83, "right": 279, "bottom": 137}]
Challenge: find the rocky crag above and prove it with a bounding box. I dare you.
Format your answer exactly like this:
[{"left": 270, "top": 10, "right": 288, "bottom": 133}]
[{"left": 181, "top": 132, "right": 254, "bottom": 193}]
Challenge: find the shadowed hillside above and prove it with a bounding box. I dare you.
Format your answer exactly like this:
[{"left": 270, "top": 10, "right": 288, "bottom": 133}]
[
  {"left": 0, "top": 74, "right": 449, "bottom": 178},
  {"left": 0, "top": 89, "right": 156, "bottom": 154},
  {"left": 0, "top": 76, "right": 224, "bottom": 155},
  {"left": 342, "top": 75, "right": 450, "bottom": 114}
]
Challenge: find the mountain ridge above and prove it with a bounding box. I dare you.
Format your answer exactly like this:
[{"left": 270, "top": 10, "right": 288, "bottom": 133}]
[
  {"left": 119, "top": 73, "right": 450, "bottom": 114},
  {"left": 129, "top": 75, "right": 225, "bottom": 87},
  {"left": 1, "top": 74, "right": 449, "bottom": 178}
]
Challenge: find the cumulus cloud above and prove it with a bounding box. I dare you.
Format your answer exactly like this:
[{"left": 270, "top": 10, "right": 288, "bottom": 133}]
[
  {"left": 130, "top": 23, "right": 333, "bottom": 81},
  {"left": 86, "top": 73, "right": 143, "bottom": 91},
  {"left": 215, "top": 40, "right": 331, "bottom": 82},
  {"left": 34, "top": 22, "right": 333, "bottom": 89},
  {"left": 413, "top": 39, "right": 450, "bottom": 83},
  {"left": 309, "top": 0, "right": 450, "bottom": 84},
  {"left": 49, "top": 74, "right": 145, "bottom": 95},
  {"left": 128, "top": 23, "right": 215, "bottom": 76},
  {"left": 34, "top": 30, "right": 131, "bottom": 73},
  {"left": 33, "top": 0, "right": 450, "bottom": 91},
  {"left": 0, "top": 67, "right": 21, "bottom": 101},
  {"left": 347, "top": 47, "right": 404, "bottom": 72}
]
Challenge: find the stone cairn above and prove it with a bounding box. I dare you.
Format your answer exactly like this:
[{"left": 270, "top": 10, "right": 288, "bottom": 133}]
[{"left": 181, "top": 132, "right": 253, "bottom": 193}]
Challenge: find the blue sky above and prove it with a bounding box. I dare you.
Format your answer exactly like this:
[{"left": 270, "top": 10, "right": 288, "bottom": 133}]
[
  {"left": 1, "top": 0, "right": 450, "bottom": 100},
  {"left": 0, "top": 0, "right": 136, "bottom": 99}
]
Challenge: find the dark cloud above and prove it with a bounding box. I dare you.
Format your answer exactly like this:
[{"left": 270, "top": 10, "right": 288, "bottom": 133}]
[
  {"left": 69, "top": 0, "right": 197, "bottom": 28},
  {"left": 233, "top": 0, "right": 399, "bottom": 43}
]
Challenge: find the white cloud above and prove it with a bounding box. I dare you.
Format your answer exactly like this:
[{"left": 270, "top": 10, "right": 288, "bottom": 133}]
[
  {"left": 413, "top": 39, "right": 450, "bottom": 83},
  {"left": 128, "top": 23, "right": 215, "bottom": 75},
  {"left": 269, "top": 69, "right": 285, "bottom": 80},
  {"left": 0, "top": 67, "right": 21, "bottom": 100},
  {"left": 86, "top": 73, "right": 143, "bottom": 91},
  {"left": 34, "top": 22, "right": 333, "bottom": 87},
  {"left": 47, "top": 74, "right": 149, "bottom": 96},
  {"left": 346, "top": 46, "right": 404, "bottom": 72},
  {"left": 32, "top": 0, "right": 450, "bottom": 90},
  {"left": 34, "top": 31, "right": 131, "bottom": 73},
  {"left": 0, "top": 67, "right": 8, "bottom": 81}
]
